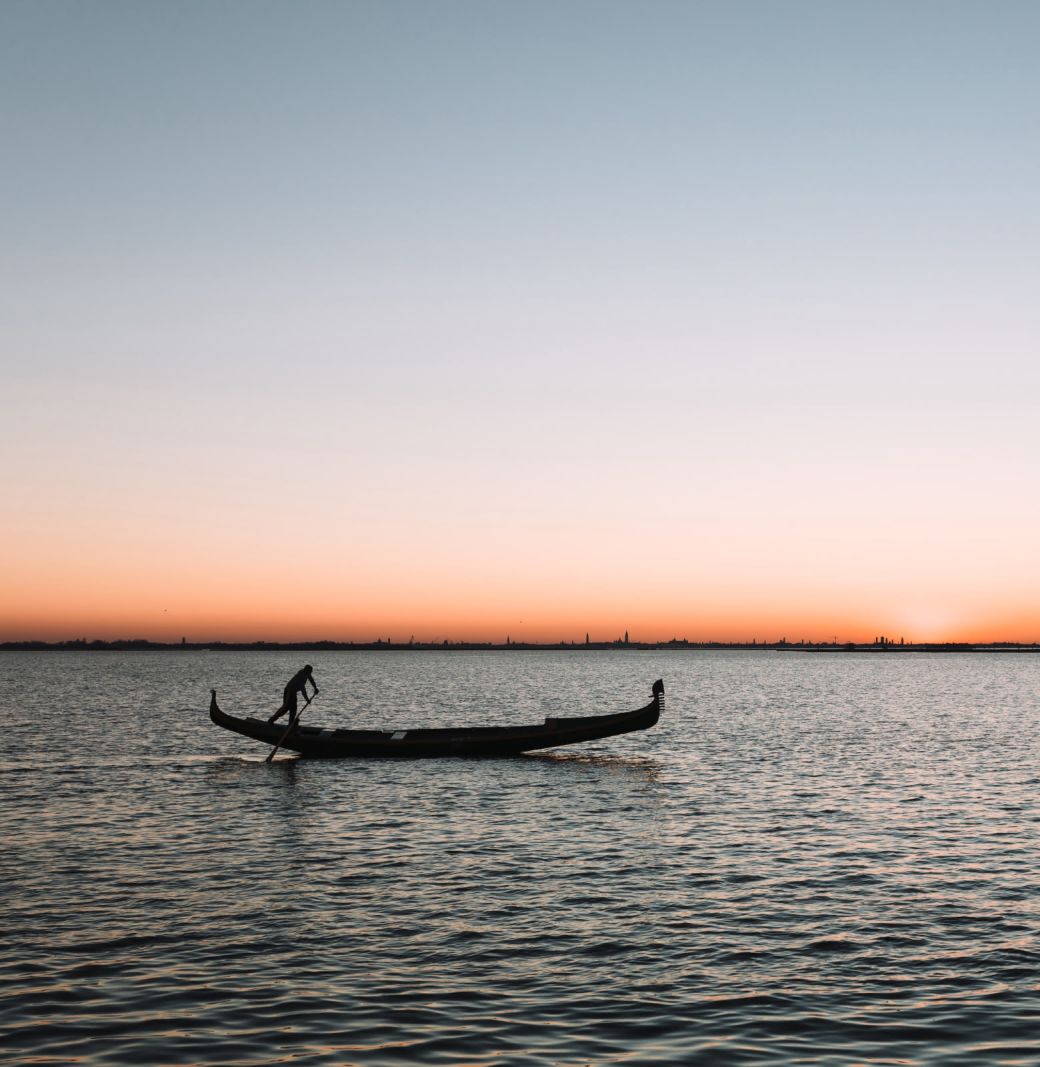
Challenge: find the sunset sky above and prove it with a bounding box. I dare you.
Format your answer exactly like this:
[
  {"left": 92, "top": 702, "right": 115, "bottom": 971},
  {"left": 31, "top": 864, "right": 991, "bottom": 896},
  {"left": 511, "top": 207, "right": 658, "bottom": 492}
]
[{"left": 3, "top": 1, "right": 1038, "bottom": 644}]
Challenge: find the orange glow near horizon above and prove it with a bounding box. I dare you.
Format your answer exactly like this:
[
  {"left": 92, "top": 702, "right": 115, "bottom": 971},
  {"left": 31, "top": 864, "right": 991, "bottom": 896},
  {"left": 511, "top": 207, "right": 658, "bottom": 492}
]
[
  {"left": 4, "top": 461, "right": 1039, "bottom": 645},
  {"left": 4, "top": 556, "right": 1036, "bottom": 646},
  {"left": 5, "top": 471, "right": 1038, "bottom": 644}
]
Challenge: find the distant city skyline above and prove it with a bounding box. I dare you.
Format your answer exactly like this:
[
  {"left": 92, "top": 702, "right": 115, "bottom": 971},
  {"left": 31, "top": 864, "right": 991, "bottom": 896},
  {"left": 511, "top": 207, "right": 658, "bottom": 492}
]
[
  {"left": 3, "top": 2, "right": 1038, "bottom": 645},
  {"left": 4, "top": 634, "right": 1038, "bottom": 652}
]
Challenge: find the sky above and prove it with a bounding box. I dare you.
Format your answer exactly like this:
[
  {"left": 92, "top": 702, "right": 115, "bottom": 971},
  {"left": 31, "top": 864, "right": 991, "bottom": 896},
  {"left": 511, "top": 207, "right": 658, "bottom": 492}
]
[{"left": 2, "top": 1, "right": 1038, "bottom": 644}]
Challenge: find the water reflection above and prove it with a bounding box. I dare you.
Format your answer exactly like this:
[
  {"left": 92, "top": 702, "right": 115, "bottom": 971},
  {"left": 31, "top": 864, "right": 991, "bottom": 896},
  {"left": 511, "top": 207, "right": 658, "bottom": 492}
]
[{"left": 5, "top": 651, "right": 1040, "bottom": 1066}]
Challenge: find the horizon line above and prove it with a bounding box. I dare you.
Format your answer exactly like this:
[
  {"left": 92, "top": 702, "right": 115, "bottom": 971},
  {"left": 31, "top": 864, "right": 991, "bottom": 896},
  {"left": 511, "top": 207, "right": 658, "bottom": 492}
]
[{"left": 3, "top": 637, "right": 1039, "bottom": 653}]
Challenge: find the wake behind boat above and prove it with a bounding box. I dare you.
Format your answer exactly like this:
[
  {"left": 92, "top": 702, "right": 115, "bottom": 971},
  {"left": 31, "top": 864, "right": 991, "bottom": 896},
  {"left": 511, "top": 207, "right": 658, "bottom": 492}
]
[{"left": 209, "top": 679, "right": 664, "bottom": 758}]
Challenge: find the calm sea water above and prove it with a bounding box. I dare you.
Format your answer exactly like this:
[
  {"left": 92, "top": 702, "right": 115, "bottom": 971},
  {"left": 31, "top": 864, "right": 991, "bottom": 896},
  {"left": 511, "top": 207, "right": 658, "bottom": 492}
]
[{"left": 2, "top": 650, "right": 1039, "bottom": 1066}]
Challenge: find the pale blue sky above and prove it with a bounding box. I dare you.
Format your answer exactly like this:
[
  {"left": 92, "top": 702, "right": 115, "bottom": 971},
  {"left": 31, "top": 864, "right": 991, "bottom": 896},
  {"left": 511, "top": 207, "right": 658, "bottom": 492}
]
[
  {"left": 3, "top": 1, "right": 1039, "bottom": 640},
  {"left": 5, "top": 3, "right": 1037, "bottom": 382}
]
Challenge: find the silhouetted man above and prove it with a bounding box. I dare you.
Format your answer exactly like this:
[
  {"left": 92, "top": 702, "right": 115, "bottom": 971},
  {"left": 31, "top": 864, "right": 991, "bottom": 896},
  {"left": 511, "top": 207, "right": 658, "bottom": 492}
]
[{"left": 269, "top": 664, "right": 319, "bottom": 725}]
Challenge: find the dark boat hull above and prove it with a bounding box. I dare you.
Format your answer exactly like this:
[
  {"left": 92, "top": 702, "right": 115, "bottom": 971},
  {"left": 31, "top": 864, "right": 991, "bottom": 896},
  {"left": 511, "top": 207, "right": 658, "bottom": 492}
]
[{"left": 209, "top": 680, "right": 663, "bottom": 758}]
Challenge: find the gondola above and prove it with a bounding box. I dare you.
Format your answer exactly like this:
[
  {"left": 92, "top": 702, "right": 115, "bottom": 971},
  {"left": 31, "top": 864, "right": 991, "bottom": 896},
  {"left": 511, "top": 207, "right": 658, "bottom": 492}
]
[{"left": 209, "top": 679, "right": 664, "bottom": 758}]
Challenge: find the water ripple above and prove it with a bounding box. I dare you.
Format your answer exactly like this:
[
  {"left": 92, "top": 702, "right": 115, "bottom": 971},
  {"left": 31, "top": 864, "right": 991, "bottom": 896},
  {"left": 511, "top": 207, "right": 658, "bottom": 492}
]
[{"left": 2, "top": 651, "right": 1040, "bottom": 1064}]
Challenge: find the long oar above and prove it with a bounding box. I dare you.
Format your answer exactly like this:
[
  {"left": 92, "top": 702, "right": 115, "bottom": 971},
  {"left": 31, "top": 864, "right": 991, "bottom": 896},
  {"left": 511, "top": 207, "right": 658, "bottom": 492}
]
[{"left": 266, "top": 695, "right": 313, "bottom": 763}]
